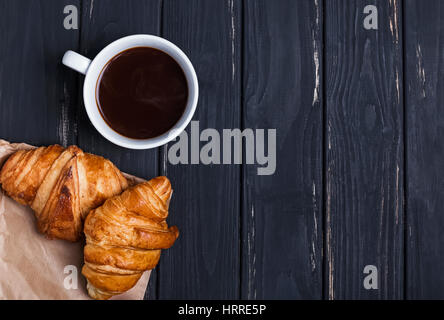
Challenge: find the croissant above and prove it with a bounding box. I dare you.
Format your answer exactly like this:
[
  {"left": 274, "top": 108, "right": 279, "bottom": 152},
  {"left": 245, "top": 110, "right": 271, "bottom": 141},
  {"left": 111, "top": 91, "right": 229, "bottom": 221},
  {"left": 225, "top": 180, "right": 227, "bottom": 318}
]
[
  {"left": 0, "top": 145, "right": 128, "bottom": 241},
  {"left": 82, "top": 176, "right": 179, "bottom": 300}
]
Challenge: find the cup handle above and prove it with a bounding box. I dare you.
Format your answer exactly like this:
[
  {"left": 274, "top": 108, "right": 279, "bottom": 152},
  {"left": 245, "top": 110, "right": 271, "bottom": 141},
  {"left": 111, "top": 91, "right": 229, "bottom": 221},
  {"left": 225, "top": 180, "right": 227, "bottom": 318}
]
[{"left": 62, "top": 50, "right": 92, "bottom": 75}]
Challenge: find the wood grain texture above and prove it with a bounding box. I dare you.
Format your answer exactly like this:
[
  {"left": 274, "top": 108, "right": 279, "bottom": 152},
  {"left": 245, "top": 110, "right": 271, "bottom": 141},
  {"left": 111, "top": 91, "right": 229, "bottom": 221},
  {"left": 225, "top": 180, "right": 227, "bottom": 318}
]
[
  {"left": 0, "top": 0, "right": 79, "bottom": 146},
  {"left": 405, "top": 0, "right": 444, "bottom": 299},
  {"left": 242, "top": 0, "right": 323, "bottom": 299},
  {"left": 6, "top": 0, "right": 444, "bottom": 301},
  {"left": 157, "top": 0, "right": 242, "bottom": 299},
  {"left": 77, "top": 0, "right": 162, "bottom": 299},
  {"left": 325, "top": 0, "right": 404, "bottom": 299}
]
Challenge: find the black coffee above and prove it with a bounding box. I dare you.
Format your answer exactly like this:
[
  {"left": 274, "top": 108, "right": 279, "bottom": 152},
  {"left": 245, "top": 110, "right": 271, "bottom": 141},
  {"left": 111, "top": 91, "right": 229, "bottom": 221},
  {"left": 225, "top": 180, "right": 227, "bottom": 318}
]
[{"left": 96, "top": 47, "right": 188, "bottom": 139}]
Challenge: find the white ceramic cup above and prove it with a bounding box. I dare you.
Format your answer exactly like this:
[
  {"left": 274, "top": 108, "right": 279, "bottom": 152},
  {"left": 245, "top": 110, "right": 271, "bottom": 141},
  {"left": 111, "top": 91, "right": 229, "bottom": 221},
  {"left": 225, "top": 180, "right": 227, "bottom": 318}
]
[{"left": 62, "top": 34, "right": 198, "bottom": 149}]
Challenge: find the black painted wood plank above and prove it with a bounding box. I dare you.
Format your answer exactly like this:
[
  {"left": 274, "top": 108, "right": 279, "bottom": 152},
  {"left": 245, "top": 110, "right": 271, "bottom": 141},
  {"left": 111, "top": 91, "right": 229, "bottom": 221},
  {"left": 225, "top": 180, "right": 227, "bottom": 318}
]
[
  {"left": 0, "top": 0, "right": 79, "bottom": 146},
  {"left": 405, "top": 0, "right": 444, "bottom": 299},
  {"left": 242, "top": 0, "right": 323, "bottom": 299},
  {"left": 325, "top": 0, "right": 404, "bottom": 299},
  {"left": 77, "top": 0, "right": 162, "bottom": 299},
  {"left": 158, "top": 0, "right": 242, "bottom": 299}
]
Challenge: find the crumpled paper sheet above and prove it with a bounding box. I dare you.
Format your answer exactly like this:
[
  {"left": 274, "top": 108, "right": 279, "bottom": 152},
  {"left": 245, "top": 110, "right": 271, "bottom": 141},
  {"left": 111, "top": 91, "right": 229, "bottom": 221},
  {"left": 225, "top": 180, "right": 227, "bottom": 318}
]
[{"left": 0, "top": 139, "right": 150, "bottom": 300}]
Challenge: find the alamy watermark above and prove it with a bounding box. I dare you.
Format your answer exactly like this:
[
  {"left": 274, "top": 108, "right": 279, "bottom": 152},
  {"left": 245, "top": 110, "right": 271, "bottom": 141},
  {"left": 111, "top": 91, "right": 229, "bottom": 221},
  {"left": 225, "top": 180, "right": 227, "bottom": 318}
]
[
  {"left": 63, "top": 5, "right": 78, "bottom": 30},
  {"left": 363, "top": 265, "right": 378, "bottom": 290},
  {"left": 167, "top": 121, "right": 276, "bottom": 176},
  {"left": 63, "top": 265, "right": 78, "bottom": 290},
  {"left": 363, "top": 5, "right": 378, "bottom": 30}
]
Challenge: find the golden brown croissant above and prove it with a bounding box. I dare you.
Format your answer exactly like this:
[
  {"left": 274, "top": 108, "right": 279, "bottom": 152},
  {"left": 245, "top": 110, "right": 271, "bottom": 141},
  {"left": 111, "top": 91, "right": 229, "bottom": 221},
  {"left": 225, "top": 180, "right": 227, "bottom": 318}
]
[
  {"left": 0, "top": 145, "right": 128, "bottom": 241},
  {"left": 82, "top": 176, "right": 179, "bottom": 300}
]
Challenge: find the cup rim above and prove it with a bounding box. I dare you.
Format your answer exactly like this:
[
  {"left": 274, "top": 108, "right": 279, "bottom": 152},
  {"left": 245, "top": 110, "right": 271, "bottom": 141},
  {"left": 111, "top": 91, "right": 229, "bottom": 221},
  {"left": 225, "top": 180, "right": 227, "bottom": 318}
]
[{"left": 83, "top": 34, "right": 198, "bottom": 150}]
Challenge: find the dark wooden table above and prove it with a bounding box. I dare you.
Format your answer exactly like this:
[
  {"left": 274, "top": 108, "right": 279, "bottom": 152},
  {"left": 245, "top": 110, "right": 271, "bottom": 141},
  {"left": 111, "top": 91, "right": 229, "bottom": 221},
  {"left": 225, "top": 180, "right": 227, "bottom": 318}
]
[{"left": 0, "top": 0, "right": 443, "bottom": 300}]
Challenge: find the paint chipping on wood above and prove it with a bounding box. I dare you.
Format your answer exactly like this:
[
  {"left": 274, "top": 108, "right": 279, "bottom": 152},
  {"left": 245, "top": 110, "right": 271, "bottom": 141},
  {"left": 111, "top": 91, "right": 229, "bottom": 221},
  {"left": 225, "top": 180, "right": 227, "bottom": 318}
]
[
  {"left": 328, "top": 122, "right": 332, "bottom": 150},
  {"left": 312, "top": 0, "right": 320, "bottom": 106},
  {"left": 416, "top": 44, "right": 426, "bottom": 98},
  {"left": 89, "top": 0, "right": 94, "bottom": 19},
  {"left": 327, "top": 169, "right": 334, "bottom": 299},
  {"left": 311, "top": 181, "right": 318, "bottom": 272},
  {"left": 247, "top": 204, "right": 257, "bottom": 299},
  {"left": 162, "top": 145, "right": 168, "bottom": 175},
  {"left": 389, "top": 0, "right": 401, "bottom": 103},
  {"left": 312, "top": 181, "right": 318, "bottom": 239},
  {"left": 389, "top": 0, "right": 400, "bottom": 44},
  {"left": 310, "top": 242, "right": 317, "bottom": 272},
  {"left": 380, "top": 181, "right": 385, "bottom": 232},
  {"left": 58, "top": 82, "right": 69, "bottom": 147},
  {"left": 228, "top": 0, "right": 236, "bottom": 82}
]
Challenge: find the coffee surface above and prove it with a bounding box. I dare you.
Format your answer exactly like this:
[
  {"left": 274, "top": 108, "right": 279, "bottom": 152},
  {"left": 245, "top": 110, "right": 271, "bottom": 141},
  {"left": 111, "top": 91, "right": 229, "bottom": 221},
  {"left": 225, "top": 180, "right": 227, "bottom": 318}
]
[{"left": 96, "top": 47, "right": 188, "bottom": 139}]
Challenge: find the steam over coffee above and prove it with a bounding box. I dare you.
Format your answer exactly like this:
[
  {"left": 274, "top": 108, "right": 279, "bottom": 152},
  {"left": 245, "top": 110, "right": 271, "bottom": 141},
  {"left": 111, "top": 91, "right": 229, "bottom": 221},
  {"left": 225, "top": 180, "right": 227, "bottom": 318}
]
[{"left": 96, "top": 47, "right": 188, "bottom": 139}]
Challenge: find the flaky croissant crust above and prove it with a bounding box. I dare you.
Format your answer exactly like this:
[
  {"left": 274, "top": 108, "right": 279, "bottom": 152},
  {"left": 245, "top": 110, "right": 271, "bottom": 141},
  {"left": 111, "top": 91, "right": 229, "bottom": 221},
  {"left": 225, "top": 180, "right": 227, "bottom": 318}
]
[
  {"left": 82, "top": 176, "right": 179, "bottom": 300},
  {"left": 0, "top": 145, "right": 128, "bottom": 241}
]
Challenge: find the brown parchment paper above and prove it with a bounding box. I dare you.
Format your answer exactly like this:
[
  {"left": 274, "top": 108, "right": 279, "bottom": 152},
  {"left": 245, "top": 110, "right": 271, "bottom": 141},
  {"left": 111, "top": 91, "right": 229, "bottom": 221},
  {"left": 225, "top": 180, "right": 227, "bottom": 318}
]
[{"left": 0, "top": 139, "right": 150, "bottom": 300}]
